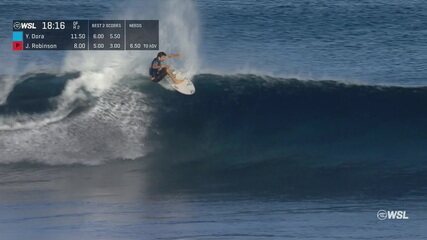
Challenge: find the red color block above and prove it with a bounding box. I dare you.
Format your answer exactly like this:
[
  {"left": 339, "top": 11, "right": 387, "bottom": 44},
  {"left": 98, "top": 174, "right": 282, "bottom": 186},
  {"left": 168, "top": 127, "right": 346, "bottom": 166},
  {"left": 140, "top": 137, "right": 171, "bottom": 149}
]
[{"left": 13, "top": 41, "right": 23, "bottom": 51}]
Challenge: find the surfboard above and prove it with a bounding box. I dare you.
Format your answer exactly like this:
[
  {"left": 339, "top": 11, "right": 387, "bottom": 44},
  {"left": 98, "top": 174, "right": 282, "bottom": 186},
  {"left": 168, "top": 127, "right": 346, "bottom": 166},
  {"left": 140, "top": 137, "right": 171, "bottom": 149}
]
[{"left": 168, "top": 71, "right": 195, "bottom": 95}]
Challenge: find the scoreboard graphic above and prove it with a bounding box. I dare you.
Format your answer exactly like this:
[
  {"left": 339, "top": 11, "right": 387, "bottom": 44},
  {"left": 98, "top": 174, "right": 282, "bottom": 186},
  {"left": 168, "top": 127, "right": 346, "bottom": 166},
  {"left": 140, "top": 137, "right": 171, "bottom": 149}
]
[{"left": 12, "top": 20, "right": 159, "bottom": 51}]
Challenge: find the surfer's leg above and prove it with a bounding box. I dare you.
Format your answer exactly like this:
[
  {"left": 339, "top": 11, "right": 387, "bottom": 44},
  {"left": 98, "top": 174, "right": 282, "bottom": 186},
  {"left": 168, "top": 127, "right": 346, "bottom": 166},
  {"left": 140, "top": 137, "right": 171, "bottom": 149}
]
[{"left": 153, "top": 68, "right": 168, "bottom": 82}]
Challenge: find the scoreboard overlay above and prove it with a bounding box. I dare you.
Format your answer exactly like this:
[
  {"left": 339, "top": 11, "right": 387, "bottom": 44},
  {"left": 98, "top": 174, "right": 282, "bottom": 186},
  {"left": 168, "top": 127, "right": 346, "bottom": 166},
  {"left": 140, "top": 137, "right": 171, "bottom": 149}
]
[{"left": 12, "top": 20, "right": 159, "bottom": 51}]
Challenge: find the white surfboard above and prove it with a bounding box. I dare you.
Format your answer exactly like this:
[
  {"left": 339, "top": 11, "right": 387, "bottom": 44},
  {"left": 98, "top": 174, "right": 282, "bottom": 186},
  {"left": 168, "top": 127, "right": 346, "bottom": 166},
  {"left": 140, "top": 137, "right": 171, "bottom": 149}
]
[{"left": 168, "top": 71, "right": 196, "bottom": 95}]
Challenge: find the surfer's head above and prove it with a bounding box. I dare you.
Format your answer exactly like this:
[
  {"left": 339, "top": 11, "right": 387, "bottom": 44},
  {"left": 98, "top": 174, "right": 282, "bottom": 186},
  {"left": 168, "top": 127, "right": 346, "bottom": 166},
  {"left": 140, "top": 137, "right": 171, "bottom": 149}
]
[{"left": 157, "top": 52, "right": 167, "bottom": 61}]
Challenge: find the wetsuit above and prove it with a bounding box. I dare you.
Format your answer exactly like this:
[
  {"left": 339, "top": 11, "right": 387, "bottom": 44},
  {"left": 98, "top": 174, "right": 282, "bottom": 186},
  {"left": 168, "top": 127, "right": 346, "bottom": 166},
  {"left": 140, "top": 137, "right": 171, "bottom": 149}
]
[{"left": 149, "top": 58, "right": 168, "bottom": 82}]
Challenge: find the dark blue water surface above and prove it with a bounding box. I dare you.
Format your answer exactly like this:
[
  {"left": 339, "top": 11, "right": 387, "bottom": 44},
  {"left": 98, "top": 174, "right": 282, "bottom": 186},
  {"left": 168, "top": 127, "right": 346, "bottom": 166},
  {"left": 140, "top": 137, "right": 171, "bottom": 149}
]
[{"left": 198, "top": 0, "right": 427, "bottom": 85}]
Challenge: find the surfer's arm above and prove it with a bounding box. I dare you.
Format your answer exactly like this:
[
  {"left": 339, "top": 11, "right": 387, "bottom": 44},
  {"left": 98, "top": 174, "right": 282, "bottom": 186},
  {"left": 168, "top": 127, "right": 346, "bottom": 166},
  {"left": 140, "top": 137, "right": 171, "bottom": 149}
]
[
  {"left": 167, "top": 53, "right": 180, "bottom": 59},
  {"left": 152, "top": 62, "right": 162, "bottom": 71}
]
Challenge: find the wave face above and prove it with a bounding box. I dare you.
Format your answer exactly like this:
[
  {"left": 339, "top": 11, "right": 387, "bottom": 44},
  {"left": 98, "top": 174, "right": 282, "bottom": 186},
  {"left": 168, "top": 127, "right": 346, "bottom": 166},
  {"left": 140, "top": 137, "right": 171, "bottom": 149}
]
[
  {"left": 138, "top": 74, "right": 427, "bottom": 196},
  {"left": 0, "top": 73, "right": 78, "bottom": 115},
  {"left": 1, "top": 73, "right": 427, "bottom": 196}
]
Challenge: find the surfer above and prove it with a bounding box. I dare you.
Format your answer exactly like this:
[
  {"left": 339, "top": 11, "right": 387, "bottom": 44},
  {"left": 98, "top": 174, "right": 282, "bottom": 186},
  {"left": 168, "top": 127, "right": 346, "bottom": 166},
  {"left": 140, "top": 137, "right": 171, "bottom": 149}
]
[{"left": 149, "top": 52, "right": 184, "bottom": 84}]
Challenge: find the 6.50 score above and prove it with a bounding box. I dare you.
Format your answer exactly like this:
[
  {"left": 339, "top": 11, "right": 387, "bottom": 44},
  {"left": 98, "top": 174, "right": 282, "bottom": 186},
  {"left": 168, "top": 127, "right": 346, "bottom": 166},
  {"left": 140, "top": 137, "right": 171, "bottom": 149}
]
[{"left": 129, "top": 43, "right": 158, "bottom": 49}]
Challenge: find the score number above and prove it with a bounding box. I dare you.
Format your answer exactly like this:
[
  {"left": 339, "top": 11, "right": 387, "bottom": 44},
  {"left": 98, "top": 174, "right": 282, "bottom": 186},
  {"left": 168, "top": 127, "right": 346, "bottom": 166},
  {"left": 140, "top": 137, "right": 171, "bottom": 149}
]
[
  {"left": 73, "top": 43, "right": 86, "bottom": 49},
  {"left": 71, "top": 33, "right": 86, "bottom": 39},
  {"left": 129, "top": 43, "right": 141, "bottom": 49},
  {"left": 129, "top": 43, "right": 158, "bottom": 49}
]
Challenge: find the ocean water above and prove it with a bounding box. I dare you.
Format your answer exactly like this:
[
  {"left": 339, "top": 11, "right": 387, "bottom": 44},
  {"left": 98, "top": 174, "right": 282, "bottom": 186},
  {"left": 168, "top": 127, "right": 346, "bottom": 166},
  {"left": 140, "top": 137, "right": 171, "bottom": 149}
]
[{"left": 1, "top": 0, "right": 427, "bottom": 239}]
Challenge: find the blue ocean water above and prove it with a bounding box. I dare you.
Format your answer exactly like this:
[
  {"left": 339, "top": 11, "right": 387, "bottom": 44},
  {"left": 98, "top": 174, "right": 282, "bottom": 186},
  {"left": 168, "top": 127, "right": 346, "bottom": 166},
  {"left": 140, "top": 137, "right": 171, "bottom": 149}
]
[
  {"left": 198, "top": 0, "right": 427, "bottom": 85},
  {"left": 1, "top": 0, "right": 426, "bottom": 85},
  {"left": 0, "top": 0, "right": 427, "bottom": 239}
]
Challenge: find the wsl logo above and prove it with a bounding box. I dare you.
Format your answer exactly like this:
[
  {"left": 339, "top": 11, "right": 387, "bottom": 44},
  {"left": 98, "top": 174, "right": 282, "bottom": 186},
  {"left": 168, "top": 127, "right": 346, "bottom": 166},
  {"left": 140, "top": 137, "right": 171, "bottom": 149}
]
[
  {"left": 377, "top": 210, "right": 409, "bottom": 220},
  {"left": 13, "top": 22, "right": 37, "bottom": 30}
]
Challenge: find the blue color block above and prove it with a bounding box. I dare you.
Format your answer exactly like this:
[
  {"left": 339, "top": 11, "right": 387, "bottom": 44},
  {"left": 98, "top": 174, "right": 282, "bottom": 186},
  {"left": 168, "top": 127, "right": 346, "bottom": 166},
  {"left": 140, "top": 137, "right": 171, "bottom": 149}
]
[{"left": 13, "top": 31, "right": 23, "bottom": 41}]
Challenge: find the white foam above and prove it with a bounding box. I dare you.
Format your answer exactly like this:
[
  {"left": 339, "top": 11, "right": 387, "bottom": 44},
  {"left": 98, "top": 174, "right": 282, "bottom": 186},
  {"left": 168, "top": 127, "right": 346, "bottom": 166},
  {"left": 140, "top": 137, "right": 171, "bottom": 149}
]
[{"left": 0, "top": 87, "right": 152, "bottom": 165}]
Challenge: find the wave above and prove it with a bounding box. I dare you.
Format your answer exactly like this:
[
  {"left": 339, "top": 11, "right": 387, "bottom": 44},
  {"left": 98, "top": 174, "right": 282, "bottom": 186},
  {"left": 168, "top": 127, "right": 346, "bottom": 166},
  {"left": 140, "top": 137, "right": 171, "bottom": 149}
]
[
  {"left": 0, "top": 72, "right": 150, "bottom": 164},
  {"left": 137, "top": 74, "right": 427, "bottom": 196},
  {"left": 1, "top": 73, "right": 427, "bottom": 195},
  {"left": 140, "top": 74, "right": 427, "bottom": 167}
]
